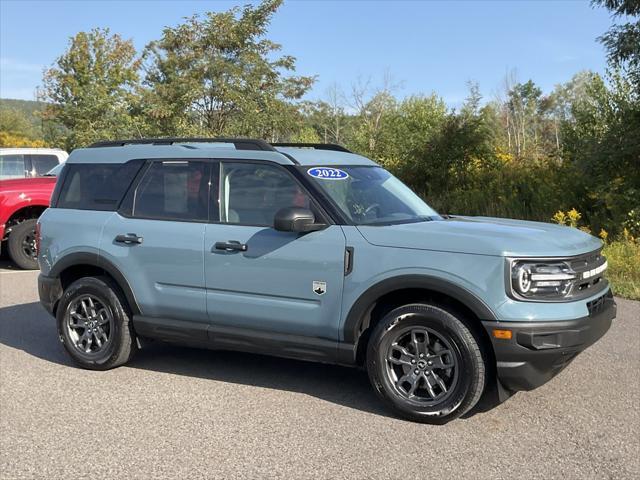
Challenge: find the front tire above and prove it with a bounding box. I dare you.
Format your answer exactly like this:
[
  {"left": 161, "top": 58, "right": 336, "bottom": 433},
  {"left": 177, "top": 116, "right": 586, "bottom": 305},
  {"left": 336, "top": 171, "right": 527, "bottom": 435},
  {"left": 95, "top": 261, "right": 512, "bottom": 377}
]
[
  {"left": 7, "top": 219, "right": 39, "bottom": 270},
  {"left": 366, "top": 303, "right": 486, "bottom": 424},
  {"left": 56, "top": 276, "right": 136, "bottom": 370}
]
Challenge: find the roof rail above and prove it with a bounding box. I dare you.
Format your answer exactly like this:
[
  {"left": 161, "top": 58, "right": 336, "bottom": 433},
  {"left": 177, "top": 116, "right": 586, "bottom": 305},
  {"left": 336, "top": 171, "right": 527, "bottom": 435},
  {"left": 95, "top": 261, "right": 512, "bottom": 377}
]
[
  {"left": 271, "top": 142, "right": 352, "bottom": 153},
  {"left": 88, "top": 138, "right": 277, "bottom": 151}
]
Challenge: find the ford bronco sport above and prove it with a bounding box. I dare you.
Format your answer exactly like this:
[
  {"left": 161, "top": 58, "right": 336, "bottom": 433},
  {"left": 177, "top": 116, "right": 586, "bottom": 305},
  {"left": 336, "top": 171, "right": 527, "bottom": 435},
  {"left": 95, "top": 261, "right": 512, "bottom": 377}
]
[{"left": 37, "top": 138, "right": 616, "bottom": 423}]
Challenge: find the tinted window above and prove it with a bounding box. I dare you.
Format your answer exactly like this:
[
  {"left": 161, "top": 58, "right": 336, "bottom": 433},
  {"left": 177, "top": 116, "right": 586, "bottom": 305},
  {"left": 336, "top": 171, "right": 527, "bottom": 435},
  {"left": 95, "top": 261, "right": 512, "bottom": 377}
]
[
  {"left": 133, "top": 161, "right": 211, "bottom": 222},
  {"left": 0, "top": 154, "right": 25, "bottom": 179},
  {"left": 30, "top": 155, "right": 59, "bottom": 176},
  {"left": 57, "top": 161, "right": 143, "bottom": 211},
  {"left": 220, "top": 162, "right": 312, "bottom": 226}
]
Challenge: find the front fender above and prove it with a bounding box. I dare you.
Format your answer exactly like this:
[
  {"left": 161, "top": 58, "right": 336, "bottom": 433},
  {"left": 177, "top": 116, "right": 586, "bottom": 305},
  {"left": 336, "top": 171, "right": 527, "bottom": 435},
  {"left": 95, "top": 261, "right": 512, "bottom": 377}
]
[{"left": 342, "top": 272, "right": 498, "bottom": 344}]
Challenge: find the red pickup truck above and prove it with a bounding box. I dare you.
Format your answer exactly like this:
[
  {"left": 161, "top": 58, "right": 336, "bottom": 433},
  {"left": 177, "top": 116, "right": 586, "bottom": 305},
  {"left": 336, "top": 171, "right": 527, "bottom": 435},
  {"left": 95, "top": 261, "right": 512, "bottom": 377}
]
[{"left": 0, "top": 171, "right": 59, "bottom": 269}]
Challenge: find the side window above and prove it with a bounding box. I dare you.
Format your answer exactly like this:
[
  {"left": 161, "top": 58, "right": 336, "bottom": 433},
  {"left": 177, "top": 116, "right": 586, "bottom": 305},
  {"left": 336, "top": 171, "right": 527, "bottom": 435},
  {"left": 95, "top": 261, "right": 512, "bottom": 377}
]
[
  {"left": 0, "top": 154, "right": 26, "bottom": 179},
  {"left": 29, "top": 154, "right": 59, "bottom": 176},
  {"left": 220, "top": 162, "right": 312, "bottom": 226},
  {"left": 132, "top": 161, "right": 212, "bottom": 222},
  {"left": 57, "top": 161, "right": 144, "bottom": 211}
]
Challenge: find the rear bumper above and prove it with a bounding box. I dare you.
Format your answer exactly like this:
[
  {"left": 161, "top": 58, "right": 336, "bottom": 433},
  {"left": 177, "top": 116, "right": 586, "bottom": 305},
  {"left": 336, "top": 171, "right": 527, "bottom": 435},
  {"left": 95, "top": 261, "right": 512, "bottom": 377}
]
[
  {"left": 38, "top": 273, "right": 63, "bottom": 316},
  {"left": 482, "top": 290, "right": 616, "bottom": 391}
]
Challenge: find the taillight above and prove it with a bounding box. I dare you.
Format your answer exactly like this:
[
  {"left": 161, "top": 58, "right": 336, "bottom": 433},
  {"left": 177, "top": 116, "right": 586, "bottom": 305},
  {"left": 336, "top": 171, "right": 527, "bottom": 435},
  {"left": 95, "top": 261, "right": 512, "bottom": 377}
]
[{"left": 35, "top": 222, "right": 41, "bottom": 256}]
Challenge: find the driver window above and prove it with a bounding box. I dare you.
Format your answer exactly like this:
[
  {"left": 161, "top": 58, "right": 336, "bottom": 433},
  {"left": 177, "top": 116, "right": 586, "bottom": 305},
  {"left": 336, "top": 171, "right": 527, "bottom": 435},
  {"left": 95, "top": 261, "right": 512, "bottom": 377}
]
[{"left": 219, "top": 162, "right": 312, "bottom": 227}]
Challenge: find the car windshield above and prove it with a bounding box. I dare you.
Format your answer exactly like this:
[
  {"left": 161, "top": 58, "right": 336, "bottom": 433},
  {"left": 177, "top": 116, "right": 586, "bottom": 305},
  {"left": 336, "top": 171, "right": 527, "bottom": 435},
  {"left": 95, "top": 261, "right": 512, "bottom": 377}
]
[
  {"left": 305, "top": 166, "right": 440, "bottom": 225},
  {"left": 44, "top": 163, "right": 64, "bottom": 176}
]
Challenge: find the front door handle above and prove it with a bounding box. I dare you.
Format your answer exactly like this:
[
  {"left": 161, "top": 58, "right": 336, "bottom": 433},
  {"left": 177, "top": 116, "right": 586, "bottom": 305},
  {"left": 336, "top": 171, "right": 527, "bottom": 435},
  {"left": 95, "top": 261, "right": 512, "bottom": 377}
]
[
  {"left": 213, "top": 240, "right": 248, "bottom": 252},
  {"left": 115, "top": 233, "right": 143, "bottom": 245}
]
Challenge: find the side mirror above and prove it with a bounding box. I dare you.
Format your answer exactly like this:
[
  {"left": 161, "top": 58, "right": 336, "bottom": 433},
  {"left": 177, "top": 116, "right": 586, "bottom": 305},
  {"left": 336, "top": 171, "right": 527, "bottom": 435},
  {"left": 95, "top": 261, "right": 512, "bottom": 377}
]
[{"left": 274, "top": 207, "right": 326, "bottom": 233}]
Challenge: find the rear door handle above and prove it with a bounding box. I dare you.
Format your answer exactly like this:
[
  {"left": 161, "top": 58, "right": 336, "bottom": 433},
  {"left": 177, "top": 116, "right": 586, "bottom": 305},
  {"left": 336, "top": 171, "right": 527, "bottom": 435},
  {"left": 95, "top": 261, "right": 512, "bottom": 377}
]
[
  {"left": 115, "top": 233, "right": 143, "bottom": 245},
  {"left": 213, "top": 240, "right": 247, "bottom": 252}
]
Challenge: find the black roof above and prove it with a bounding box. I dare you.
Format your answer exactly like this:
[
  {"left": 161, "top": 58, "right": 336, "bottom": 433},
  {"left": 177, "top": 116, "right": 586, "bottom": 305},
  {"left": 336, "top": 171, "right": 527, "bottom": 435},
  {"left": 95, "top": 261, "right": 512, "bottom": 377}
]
[
  {"left": 87, "top": 138, "right": 352, "bottom": 154},
  {"left": 88, "top": 138, "right": 276, "bottom": 151}
]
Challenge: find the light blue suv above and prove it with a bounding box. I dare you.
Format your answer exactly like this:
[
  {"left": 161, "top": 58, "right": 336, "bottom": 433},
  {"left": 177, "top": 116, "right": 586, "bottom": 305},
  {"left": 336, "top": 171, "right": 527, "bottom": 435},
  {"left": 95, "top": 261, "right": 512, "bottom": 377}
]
[{"left": 37, "top": 138, "right": 616, "bottom": 423}]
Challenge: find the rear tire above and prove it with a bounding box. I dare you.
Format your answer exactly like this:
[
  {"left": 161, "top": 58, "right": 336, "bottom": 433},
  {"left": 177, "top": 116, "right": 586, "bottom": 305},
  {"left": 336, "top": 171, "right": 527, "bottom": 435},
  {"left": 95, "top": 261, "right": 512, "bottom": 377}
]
[
  {"left": 366, "top": 303, "right": 485, "bottom": 424},
  {"left": 7, "top": 219, "right": 38, "bottom": 270},
  {"left": 56, "top": 276, "right": 136, "bottom": 370}
]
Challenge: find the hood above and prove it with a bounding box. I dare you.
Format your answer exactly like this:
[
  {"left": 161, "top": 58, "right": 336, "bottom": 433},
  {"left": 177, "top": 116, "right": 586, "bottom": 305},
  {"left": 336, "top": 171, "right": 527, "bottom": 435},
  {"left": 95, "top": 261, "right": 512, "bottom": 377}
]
[{"left": 356, "top": 216, "right": 602, "bottom": 258}]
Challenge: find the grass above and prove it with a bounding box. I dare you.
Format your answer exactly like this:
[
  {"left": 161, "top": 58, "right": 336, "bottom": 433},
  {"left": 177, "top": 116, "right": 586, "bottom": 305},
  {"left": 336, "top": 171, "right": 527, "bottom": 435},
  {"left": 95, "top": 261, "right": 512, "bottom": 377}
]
[{"left": 603, "top": 239, "right": 640, "bottom": 301}]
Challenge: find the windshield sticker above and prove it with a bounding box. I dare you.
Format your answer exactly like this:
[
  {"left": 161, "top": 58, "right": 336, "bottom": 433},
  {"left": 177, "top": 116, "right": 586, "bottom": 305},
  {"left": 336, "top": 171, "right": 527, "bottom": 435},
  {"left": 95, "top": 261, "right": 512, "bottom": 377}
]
[{"left": 307, "top": 167, "right": 349, "bottom": 180}]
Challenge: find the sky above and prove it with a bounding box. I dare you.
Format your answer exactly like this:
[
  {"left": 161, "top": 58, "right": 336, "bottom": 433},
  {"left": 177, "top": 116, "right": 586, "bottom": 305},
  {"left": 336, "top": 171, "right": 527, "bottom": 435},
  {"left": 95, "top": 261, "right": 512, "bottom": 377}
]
[{"left": 0, "top": 0, "right": 615, "bottom": 107}]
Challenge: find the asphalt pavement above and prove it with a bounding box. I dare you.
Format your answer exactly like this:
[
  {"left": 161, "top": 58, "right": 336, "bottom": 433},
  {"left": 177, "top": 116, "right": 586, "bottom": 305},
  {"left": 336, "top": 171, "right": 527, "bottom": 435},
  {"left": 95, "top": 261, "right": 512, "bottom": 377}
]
[{"left": 1, "top": 261, "right": 638, "bottom": 479}]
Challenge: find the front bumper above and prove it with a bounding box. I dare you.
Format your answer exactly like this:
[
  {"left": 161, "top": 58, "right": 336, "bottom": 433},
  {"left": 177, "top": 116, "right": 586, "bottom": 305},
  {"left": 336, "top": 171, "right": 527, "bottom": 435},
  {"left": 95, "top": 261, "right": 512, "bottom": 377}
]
[
  {"left": 38, "top": 273, "right": 63, "bottom": 316},
  {"left": 482, "top": 290, "right": 616, "bottom": 391}
]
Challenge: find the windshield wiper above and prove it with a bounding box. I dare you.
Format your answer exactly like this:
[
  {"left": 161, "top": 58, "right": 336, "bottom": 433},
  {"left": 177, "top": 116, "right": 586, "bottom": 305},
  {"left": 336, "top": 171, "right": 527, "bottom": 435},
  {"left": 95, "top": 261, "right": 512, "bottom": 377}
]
[{"left": 360, "top": 215, "right": 437, "bottom": 226}]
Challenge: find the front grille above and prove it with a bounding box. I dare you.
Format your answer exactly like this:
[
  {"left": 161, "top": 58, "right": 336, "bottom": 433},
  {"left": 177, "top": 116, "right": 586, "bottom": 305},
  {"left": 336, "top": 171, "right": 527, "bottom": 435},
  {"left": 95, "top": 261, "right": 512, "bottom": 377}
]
[
  {"left": 587, "top": 290, "right": 612, "bottom": 316},
  {"left": 568, "top": 249, "right": 608, "bottom": 297}
]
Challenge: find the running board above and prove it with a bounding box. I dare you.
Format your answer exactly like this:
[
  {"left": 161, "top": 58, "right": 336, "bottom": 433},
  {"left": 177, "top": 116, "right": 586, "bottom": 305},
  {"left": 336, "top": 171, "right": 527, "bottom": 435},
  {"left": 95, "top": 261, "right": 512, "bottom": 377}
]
[{"left": 133, "top": 315, "right": 355, "bottom": 366}]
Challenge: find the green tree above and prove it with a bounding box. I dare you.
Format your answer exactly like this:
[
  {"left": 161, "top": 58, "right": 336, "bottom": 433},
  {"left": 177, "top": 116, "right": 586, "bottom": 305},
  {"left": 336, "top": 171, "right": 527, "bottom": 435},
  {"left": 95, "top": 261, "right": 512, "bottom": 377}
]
[
  {"left": 0, "top": 108, "right": 38, "bottom": 139},
  {"left": 382, "top": 94, "right": 447, "bottom": 175},
  {"left": 41, "top": 28, "right": 143, "bottom": 149},
  {"left": 142, "top": 0, "right": 314, "bottom": 138},
  {"left": 299, "top": 84, "right": 348, "bottom": 144},
  {"left": 561, "top": 71, "right": 640, "bottom": 231},
  {"left": 348, "top": 74, "right": 400, "bottom": 157},
  {"left": 505, "top": 80, "right": 544, "bottom": 159},
  {"left": 0, "top": 107, "right": 47, "bottom": 146},
  {"left": 350, "top": 90, "right": 397, "bottom": 157},
  {"left": 593, "top": 0, "right": 640, "bottom": 87},
  {"left": 290, "top": 125, "right": 322, "bottom": 143},
  {"left": 546, "top": 71, "right": 597, "bottom": 153}
]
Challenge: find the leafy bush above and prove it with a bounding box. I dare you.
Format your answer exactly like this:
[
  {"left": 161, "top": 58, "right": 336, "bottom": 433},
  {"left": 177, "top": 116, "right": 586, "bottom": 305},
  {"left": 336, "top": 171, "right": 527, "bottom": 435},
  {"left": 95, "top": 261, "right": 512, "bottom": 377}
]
[
  {"left": 552, "top": 208, "right": 639, "bottom": 299},
  {"left": 0, "top": 132, "right": 46, "bottom": 147},
  {"left": 603, "top": 239, "right": 640, "bottom": 300},
  {"left": 622, "top": 209, "right": 640, "bottom": 238}
]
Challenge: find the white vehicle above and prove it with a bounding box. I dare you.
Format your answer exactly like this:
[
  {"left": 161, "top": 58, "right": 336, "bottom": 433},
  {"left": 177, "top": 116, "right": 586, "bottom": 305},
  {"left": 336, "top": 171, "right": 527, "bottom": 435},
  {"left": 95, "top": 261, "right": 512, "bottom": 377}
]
[{"left": 0, "top": 148, "right": 68, "bottom": 180}]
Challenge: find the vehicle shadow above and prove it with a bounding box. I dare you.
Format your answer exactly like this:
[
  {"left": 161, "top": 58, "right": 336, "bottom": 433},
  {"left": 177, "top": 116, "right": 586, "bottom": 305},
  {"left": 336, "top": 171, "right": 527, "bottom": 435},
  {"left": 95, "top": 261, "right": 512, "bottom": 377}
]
[
  {"left": 0, "top": 301, "right": 392, "bottom": 418},
  {"left": 0, "top": 301, "right": 502, "bottom": 420},
  {"left": 0, "top": 259, "right": 21, "bottom": 271}
]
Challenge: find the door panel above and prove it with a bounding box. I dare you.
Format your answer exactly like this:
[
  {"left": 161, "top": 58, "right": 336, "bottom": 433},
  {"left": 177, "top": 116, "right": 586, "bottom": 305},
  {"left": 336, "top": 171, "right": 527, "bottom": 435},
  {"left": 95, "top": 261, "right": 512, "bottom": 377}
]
[
  {"left": 204, "top": 224, "right": 346, "bottom": 339},
  {"left": 99, "top": 159, "right": 213, "bottom": 323},
  {"left": 101, "top": 214, "right": 207, "bottom": 321}
]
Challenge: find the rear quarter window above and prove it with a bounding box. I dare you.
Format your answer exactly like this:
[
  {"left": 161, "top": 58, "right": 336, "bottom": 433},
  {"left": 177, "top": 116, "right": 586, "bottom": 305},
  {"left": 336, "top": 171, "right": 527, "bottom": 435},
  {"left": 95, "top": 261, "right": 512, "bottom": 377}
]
[
  {"left": 0, "top": 154, "right": 26, "bottom": 179},
  {"left": 56, "top": 161, "right": 144, "bottom": 211}
]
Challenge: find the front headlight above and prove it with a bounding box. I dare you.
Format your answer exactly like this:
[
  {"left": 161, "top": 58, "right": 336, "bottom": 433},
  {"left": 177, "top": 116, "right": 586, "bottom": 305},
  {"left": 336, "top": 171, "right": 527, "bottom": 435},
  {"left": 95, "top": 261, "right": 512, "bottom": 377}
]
[{"left": 509, "top": 260, "right": 577, "bottom": 300}]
